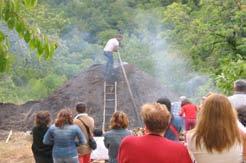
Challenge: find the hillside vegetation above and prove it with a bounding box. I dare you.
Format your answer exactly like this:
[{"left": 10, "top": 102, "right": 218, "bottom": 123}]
[{"left": 0, "top": 0, "right": 245, "bottom": 103}]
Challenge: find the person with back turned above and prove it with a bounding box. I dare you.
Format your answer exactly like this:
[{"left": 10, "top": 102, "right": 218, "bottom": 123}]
[
  {"left": 73, "top": 102, "right": 95, "bottom": 163},
  {"left": 157, "top": 97, "right": 184, "bottom": 141},
  {"left": 43, "top": 109, "right": 86, "bottom": 163},
  {"left": 118, "top": 103, "right": 192, "bottom": 163},
  {"left": 228, "top": 79, "right": 246, "bottom": 109},
  {"left": 32, "top": 111, "right": 53, "bottom": 163}
]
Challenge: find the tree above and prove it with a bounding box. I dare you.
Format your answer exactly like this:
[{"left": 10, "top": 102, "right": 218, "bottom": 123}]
[
  {"left": 0, "top": 0, "right": 57, "bottom": 72},
  {"left": 162, "top": 1, "right": 246, "bottom": 94}
]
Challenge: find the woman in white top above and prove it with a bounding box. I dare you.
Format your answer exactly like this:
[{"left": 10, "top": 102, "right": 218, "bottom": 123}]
[{"left": 187, "top": 94, "right": 243, "bottom": 163}]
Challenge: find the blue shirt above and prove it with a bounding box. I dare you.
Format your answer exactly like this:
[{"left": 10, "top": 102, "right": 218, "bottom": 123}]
[
  {"left": 43, "top": 124, "right": 86, "bottom": 158},
  {"left": 104, "top": 129, "right": 131, "bottom": 163},
  {"left": 165, "top": 116, "right": 184, "bottom": 141}
]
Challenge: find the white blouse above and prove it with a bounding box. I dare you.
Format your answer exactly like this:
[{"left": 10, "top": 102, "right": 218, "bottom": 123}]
[
  {"left": 187, "top": 132, "right": 243, "bottom": 163},
  {"left": 91, "top": 137, "right": 109, "bottom": 160}
]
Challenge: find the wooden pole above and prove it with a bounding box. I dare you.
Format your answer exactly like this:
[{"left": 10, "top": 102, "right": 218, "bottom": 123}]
[
  {"left": 115, "top": 81, "right": 117, "bottom": 112},
  {"left": 102, "top": 82, "right": 106, "bottom": 133},
  {"left": 5, "top": 130, "right": 12, "bottom": 143},
  {"left": 117, "top": 52, "right": 142, "bottom": 126}
]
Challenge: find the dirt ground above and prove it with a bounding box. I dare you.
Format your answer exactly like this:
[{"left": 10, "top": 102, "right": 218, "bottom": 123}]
[
  {"left": 0, "top": 132, "right": 34, "bottom": 163},
  {"left": 0, "top": 130, "right": 144, "bottom": 163}
]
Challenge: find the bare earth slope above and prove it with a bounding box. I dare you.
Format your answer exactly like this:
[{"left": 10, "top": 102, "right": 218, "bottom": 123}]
[{"left": 0, "top": 64, "right": 178, "bottom": 138}]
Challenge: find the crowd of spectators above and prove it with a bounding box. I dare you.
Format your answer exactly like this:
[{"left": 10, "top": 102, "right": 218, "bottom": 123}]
[{"left": 31, "top": 79, "right": 246, "bottom": 163}]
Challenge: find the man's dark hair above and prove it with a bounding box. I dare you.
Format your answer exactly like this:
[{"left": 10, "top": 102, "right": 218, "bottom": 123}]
[
  {"left": 76, "top": 102, "right": 86, "bottom": 113},
  {"left": 181, "top": 99, "right": 191, "bottom": 107},
  {"left": 234, "top": 79, "right": 246, "bottom": 93},
  {"left": 237, "top": 105, "right": 246, "bottom": 126},
  {"left": 157, "top": 98, "right": 171, "bottom": 112}
]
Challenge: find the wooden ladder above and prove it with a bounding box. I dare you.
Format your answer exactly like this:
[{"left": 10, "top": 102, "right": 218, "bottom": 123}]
[{"left": 103, "top": 81, "right": 117, "bottom": 132}]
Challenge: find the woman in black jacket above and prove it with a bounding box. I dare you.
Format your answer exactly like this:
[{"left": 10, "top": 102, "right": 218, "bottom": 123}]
[{"left": 32, "top": 111, "right": 53, "bottom": 163}]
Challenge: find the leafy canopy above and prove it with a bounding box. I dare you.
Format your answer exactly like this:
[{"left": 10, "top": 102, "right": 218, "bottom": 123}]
[{"left": 0, "top": 0, "right": 57, "bottom": 72}]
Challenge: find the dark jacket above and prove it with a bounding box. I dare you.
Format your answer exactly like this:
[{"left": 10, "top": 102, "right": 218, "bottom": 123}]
[{"left": 32, "top": 125, "right": 53, "bottom": 161}]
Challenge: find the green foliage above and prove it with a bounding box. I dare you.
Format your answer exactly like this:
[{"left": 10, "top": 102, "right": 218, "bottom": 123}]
[
  {"left": 162, "top": 1, "right": 246, "bottom": 94},
  {"left": 215, "top": 57, "right": 246, "bottom": 95},
  {"left": 0, "top": 76, "right": 18, "bottom": 102},
  {"left": 0, "top": 0, "right": 57, "bottom": 72},
  {"left": 0, "top": 0, "right": 245, "bottom": 103},
  {"left": 27, "top": 78, "right": 48, "bottom": 99},
  {"left": 0, "top": 73, "right": 67, "bottom": 103},
  {"left": 120, "top": 35, "right": 155, "bottom": 74},
  {"left": 97, "top": 29, "right": 119, "bottom": 45},
  {"left": 23, "top": 0, "right": 38, "bottom": 8},
  {"left": 0, "top": 30, "right": 11, "bottom": 72},
  {"left": 20, "top": 3, "right": 69, "bottom": 35}
]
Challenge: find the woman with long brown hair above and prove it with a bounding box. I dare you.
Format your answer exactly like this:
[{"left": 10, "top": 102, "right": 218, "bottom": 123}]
[
  {"left": 43, "top": 109, "right": 86, "bottom": 163},
  {"left": 187, "top": 94, "right": 243, "bottom": 163}
]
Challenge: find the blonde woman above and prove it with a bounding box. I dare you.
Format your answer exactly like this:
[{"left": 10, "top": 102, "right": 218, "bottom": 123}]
[
  {"left": 187, "top": 94, "right": 243, "bottom": 163},
  {"left": 104, "top": 111, "right": 131, "bottom": 163}
]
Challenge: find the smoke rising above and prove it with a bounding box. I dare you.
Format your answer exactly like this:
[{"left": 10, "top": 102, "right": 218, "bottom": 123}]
[
  {"left": 0, "top": 7, "right": 218, "bottom": 104},
  {"left": 120, "top": 9, "right": 218, "bottom": 102}
]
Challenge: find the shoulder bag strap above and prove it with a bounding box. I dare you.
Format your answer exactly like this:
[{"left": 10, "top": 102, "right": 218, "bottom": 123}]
[
  {"left": 169, "top": 124, "right": 179, "bottom": 139},
  {"left": 77, "top": 117, "right": 92, "bottom": 137}
]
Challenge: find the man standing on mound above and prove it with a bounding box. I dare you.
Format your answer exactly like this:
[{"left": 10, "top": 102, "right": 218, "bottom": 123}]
[{"left": 103, "top": 34, "right": 123, "bottom": 78}]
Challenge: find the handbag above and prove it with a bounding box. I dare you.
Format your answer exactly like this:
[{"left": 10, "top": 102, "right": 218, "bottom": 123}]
[
  {"left": 88, "top": 136, "right": 97, "bottom": 150},
  {"left": 77, "top": 118, "right": 97, "bottom": 150}
]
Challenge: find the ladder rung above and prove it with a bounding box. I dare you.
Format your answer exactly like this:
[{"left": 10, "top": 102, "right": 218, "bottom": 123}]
[
  {"left": 103, "top": 81, "right": 117, "bottom": 132},
  {"left": 105, "top": 106, "right": 114, "bottom": 109},
  {"left": 106, "top": 85, "right": 115, "bottom": 87},
  {"left": 105, "top": 106, "right": 115, "bottom": 108},
  {"left": 106, "top": 96, "right": 115, "bottom": 99},
  {"left": 106, "top": 99, "right": 115, "bottom": 101},
  {"left": 105, "top": 109, "right": 114, "bottom": 112}
]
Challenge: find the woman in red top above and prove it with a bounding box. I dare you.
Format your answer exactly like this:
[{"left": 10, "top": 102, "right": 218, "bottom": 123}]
[{"left": 179, "top": 99, "right": 197, "bottom": 131}]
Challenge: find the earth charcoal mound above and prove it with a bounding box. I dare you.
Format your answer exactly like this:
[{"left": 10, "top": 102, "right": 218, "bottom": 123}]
[{"left": 0, "top": 64, "right": 178, "bottom": 135}]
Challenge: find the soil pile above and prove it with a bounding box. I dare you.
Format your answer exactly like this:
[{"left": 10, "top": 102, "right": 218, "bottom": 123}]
[{"left": 0, "top": 64, "right": 178, "bottom": 137}]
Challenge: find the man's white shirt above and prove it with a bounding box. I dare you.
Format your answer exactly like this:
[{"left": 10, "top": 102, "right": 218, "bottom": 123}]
[{"left": 104, "top": 38, "right": 119, "bottom": 52}]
